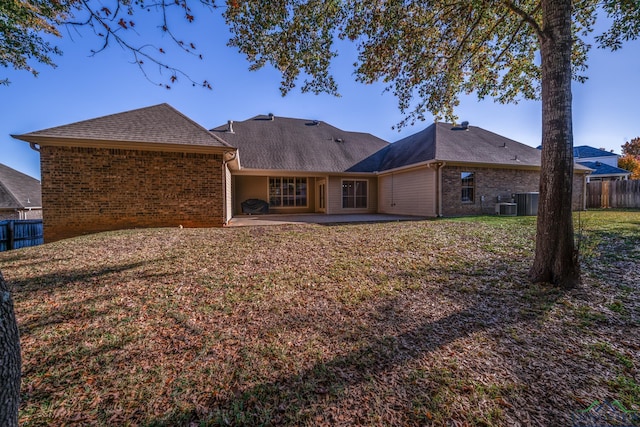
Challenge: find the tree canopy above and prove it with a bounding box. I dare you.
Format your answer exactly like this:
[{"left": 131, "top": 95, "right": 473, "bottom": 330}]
[
  {"left": 225, "top": 1, "right": 640, "bottom": 125},
  {"left": 0, "top": 0, "right": 70, "bottom": 84},
  {"left": 621, "top": 136, "right": 640, "bottom": 157},
  {"left": 3, "top": 1, "right": 640, "bottom": 111}
]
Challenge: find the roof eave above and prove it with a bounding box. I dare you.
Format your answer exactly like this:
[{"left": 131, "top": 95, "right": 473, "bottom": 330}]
[
  {"left": 12, "top": 134, "right": 235, "bottom": 155},
  {"left": 232, "top": 168, "right": 378, "bottom": 176}
]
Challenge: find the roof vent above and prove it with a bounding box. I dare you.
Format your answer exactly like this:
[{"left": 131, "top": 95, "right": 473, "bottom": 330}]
[
  {"left": 335, "top": 138, "right": 344, "bottom": 143},
  {"left": 312, "top": 120, "right": 320, "bottom": 126},
  {"left": 461, "top": 121, "right": 469, "bottom": 130},
  {"left": 268, "top": 113, "right": 274, "bottom": 121},
  {"left": 227, "top": 120, "right": 234, "bottom": 133}
]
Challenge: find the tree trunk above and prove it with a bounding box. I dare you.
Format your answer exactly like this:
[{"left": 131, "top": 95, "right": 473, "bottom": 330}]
[
  {"left": 0, "top": 271, "right": 21, "bottom": 427},
  {"left": 529, "top": 0, "right": 581, "bottom": 288}
]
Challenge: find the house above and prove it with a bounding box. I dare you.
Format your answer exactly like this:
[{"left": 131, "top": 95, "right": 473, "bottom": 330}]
[
  {"left": 212, "top": 117, "right": 588, "bottom": 218},
  {"left": 573, "top": 146, "right": 631, "bottom": 182},
  {"left": 209, "top": 115, "right": 389, "bottom": 216},
  {"left": 12, "top": 104, "right": 235, "bottom": 241},
  {"left": 13, "top": 104, "right": 590, "bottom": 242},
  {"left": 0, "top": 163, "right": 42, "bottom": 220}
]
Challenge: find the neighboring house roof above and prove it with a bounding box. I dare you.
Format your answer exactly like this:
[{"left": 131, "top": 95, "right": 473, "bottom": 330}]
[
  {"left": 12, "top": 104, "right": 232, "bottom": 151},
  {"left": 577, "top": 161, "right": 631, "bottom": 178},
  {"left": 352, "top": 122, "right": 546, "bottom": 172},
  {"left": 0, "top": 163, "right": 42, "bottom": 209},
  {"left": 211, "top": 115, "right": 389, "bottom": 172},
  {"left": 574, "top": 145, "right": 618, "bottom": 159}
]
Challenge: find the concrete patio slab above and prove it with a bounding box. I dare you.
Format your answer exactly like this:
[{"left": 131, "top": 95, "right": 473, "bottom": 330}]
[{"left": 227, "top": 214, "right": 427, "bottom": 227}]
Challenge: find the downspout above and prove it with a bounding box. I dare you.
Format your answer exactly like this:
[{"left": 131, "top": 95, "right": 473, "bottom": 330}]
[
  {"left": 222, "top": 151, "right": 237, "bottom": 225},
  {"left": 29, "top": 143, "right": 40, "bottom": 152},
  {"left": 437, "top": 162, "right": 446, "bottom": 217},
  {"left": 582, "top": 171, "right": 590, "bottom": 211}
]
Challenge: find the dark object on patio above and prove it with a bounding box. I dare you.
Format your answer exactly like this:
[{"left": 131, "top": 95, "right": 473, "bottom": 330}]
[{"left": 241, "top": 199, "right": 269, "bottom": 214}]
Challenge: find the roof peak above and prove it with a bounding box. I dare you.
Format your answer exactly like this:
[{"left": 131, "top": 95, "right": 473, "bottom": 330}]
[{"left": 13, "top": 103, "right": 232, "bottom": 150}]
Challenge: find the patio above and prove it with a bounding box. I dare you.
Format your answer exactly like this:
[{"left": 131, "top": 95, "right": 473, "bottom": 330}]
[{"left": 226, "top": 213, "right": 428, "bottom": 227}]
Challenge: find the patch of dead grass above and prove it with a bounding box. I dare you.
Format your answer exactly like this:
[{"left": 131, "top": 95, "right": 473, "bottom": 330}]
[{"left": 1, "top": 211, "right": 638, "bottom": 426}]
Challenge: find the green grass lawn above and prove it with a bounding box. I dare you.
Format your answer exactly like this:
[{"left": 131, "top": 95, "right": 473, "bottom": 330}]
[{"left": 1, "top": 210, "right": 638, "bottom": 426}]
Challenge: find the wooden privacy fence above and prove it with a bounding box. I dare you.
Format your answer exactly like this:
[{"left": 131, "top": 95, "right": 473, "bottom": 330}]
[
  {"left": 0, "top": 220, "right": 44, "bottom": 251},
  {"left": 586, "top": 180, "right": 640, "bottom": 209}
]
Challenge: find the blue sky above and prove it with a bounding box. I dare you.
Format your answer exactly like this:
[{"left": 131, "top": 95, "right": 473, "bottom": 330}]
[{"left": 2, "top": 7, "right": 640, "bottom": 180}]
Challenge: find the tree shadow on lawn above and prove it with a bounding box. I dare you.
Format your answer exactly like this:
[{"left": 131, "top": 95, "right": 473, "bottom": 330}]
[
  {"left": 10, "top": 258, "right": 176, "bottom": 352},
  {"left": 7, "top": 260, "right": 155, "bottom": 293},
  {"left": 147, "top": 280, "right": 563, "bottom": 426}
]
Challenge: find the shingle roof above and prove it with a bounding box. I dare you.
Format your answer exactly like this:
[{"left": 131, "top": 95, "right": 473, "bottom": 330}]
[
  {"left": 577, "top": 161, "right": 631, "bottom": 177},
  {"left": 574, "top": 146, "right": 618, "bottom": 159},
  {"left": 210, "top": 115, "right": 389, "bottom": 172},
  {"left": 363, "top": 122, "right": 543, "bottom": 172},
  {"left": 13, "top": 104, "right": 231, "bottom": 149},
  {"left": 0, "top": 164, "right": 42, "bottom": 209}
]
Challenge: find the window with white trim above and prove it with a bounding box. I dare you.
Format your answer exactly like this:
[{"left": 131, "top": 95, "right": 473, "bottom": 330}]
[
  {"left": 342, "top": 179, "right": 368, "bottom": 208},
  {"left": 269, "top": 177, "right": 307, "bottom": 207}
]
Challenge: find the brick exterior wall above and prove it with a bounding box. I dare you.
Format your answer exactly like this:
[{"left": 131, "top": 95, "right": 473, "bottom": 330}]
[
  {"left": 40, "top": 146, "right": 225, "bottom": 242},
  {"left": 441, "top": 165, "right": 586, "bottom": 216}
]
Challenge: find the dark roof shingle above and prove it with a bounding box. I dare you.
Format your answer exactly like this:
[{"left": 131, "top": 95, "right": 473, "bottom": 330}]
[
  {"left": 13, "top": 104, "right": 231, "bottom": 148},
  {"left": 211, "top": 115, "right": 389, "bottom": 172},
  {"left": 0, "top": 164, "right": 42, "bottom": 209},
  {"left": 376, "top": 122, "right": 542, "bottom": 171}
]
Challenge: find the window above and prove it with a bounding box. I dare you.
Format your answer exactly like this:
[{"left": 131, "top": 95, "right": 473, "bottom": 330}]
[
  {"left": 269, "top": 177, "right": 307, "bottom": 207},
  {"left": 461, "top": 172, "right": 475, "bottom": 203},
  {"left": 342, "top": 180, "right": 368, "bottom": 208}
]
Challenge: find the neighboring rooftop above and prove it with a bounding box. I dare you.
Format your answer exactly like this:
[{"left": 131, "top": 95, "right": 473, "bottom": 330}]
[
  {"left": 211, "top": 115, "right": 390, "bottom": 172},
  {"left": 12, "top": 104, "right": 231, "bottom": 149},
  {"left": 574, "top": 146, "right": 619, "bottom": 159},
  {"left": 0, "top": 163, "right": 42, "bottom": 209},
  {"left": 577, "top": 161, "right": 631, "bottom": 178}
]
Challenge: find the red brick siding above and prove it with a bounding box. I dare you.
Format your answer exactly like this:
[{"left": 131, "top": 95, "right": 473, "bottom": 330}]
[
  {"left": 40, "top": 146, "right": 224, "bottom": 241},
  {"left": 441, "top": 166, "right": 586, "bottom": 216}
]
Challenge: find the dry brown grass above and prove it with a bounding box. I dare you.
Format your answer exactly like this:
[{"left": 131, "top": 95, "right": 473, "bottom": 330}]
[{"left": 1, "top": 211, "right": 638, "bottom": 426}]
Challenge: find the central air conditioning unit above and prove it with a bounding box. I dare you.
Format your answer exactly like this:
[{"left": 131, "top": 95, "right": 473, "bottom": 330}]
[
  {"left": 495, "top": 202, "right": 517, "bottom": 216},
  {"left": 515, "top": 192, "right": 539, "bottom": 216}
]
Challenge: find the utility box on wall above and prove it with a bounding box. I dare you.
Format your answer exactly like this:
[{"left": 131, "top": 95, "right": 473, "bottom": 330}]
[{"left": 495, "top": 203, "right": 517, "bottom": 216}]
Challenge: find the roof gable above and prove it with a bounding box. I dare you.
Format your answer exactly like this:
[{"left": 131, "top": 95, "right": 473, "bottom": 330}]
[
  {"left": 0, "top": 164, "right": 42, "bottom": 209},
  {"left": 13, "top": 104, "right": 231, "bottom": 149},
  {"left": 211, "top": 115, "right": 389, "bottom": 172},
  {"left": 376, "top": 122, "right": 542, "bottom": 171}
]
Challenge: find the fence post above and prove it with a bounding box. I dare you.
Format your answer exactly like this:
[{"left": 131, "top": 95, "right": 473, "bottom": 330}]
[{"left": 7, "top": 220, "right": 14, "bottom": 251}]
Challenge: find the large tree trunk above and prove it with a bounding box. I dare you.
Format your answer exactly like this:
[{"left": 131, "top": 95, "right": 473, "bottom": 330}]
[
  {"left": 0, "top": 271, "right": 21, "bottom": 427},
  {"left": 529, "top": 0, "right": 581, "bottom": 288}
]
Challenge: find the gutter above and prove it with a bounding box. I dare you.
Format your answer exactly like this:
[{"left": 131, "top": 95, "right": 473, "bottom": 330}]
[
  {"left": 222, "top": 150, "right": 238, "bottom": 225},
  {"left": 437, "top": 162, "right": 446, "bottom": 217}
]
